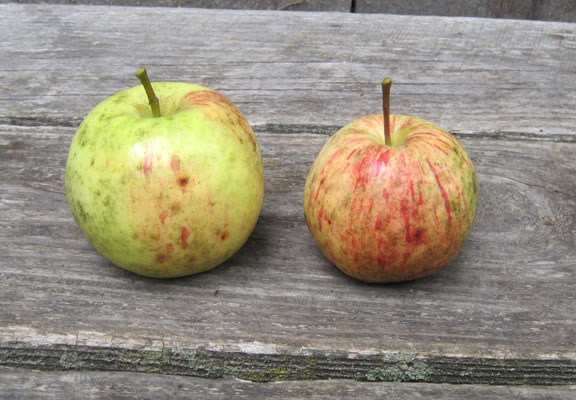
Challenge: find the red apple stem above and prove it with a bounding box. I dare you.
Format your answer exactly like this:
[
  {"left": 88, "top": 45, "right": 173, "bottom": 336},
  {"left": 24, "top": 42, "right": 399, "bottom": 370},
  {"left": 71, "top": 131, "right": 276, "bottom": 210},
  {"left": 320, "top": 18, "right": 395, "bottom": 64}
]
[
  {"left": 135, "top": 68, "right": 161, "bottom": 118},
  {"left": 382, "top": 78, "right": 392, "bottom": 146}
]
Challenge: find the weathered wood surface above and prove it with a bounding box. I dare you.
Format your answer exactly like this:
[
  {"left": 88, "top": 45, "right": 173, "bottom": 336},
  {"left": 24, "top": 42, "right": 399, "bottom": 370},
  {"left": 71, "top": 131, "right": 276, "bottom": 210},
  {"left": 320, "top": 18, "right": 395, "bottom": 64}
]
[
  {"left": 1, "top": 3, "right": 576, "bottom": 395},
  {"left": 2, "top": 4, "right": 576, "bottom": 137},
  {"left": 356, "top": 0, "right": 576, "bottom": 22},
  {"left": 1, "top": 0, "right": 352, "bottom": 12},
  {"left": 5, "top": 0, "right": 576, "bottom": 22},
  {"left": 1, "top": 369, "right": 575, "bottom": 400}
]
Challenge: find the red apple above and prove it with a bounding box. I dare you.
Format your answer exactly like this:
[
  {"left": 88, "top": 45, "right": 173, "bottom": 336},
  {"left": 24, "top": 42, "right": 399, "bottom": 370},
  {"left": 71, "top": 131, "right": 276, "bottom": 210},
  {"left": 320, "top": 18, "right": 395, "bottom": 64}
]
[{"left": 304, "top": 79, "right": 478, "bottom": 283}]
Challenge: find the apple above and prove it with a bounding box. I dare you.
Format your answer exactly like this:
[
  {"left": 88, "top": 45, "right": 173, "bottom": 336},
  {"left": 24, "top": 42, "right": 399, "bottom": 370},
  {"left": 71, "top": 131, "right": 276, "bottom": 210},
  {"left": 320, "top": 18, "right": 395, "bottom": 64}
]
[
  {"left": 65, "top": 69, "right": 264, "bottom": 278},
  {"left": 304, "top": 79, "right": 477, "bottom": 283}
]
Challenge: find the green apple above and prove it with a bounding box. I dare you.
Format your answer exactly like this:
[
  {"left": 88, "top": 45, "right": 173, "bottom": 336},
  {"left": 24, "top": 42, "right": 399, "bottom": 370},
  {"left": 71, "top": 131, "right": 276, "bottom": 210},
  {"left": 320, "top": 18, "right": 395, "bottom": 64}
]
[
  {"left": 304, "top": 79, "right": 477, "bottom": 283},
  {"left": 65, "top": 69, "right": 264, "bottom": 278}
]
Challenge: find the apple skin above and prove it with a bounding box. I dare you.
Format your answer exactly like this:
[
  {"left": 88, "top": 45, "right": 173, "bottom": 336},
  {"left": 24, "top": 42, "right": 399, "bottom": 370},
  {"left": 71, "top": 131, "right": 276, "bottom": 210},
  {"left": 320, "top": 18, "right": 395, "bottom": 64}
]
[
  {"left": 304, "top": 114, "right": 477, "bottom": 283},
  {"left": 65, "top": 82, "right": 264, "bottom": 278}
]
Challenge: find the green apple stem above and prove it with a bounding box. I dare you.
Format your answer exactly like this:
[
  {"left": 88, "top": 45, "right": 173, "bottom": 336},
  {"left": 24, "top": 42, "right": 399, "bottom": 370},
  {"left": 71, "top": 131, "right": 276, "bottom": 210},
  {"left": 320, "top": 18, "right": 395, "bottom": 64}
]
[
  {"left": 135, "top": 68, "right": 161, "bottom": 118},
  {"left": 382, "top": 78, "right": 392, "bottom": 146}
]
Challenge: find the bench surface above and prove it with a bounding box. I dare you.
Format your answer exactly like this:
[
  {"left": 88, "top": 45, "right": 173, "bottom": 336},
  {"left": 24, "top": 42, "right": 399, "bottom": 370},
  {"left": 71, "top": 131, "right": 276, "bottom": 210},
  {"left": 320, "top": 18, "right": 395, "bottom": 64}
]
[{"left": 1, "top": 3, "right": 575, "bottom": 397}]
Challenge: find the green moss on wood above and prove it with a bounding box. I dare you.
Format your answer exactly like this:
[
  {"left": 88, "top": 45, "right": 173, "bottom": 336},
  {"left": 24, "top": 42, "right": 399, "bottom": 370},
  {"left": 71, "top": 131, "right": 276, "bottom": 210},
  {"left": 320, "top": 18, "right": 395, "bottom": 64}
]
[
  {"left": 365, "top": 353, "right": 435, "bottom": 382},
  {"left": 58, "top": 352, "right": 80, "bottom": 369},
  {"left": 2, "top": 344, "right": 576, "bottom": 385}
]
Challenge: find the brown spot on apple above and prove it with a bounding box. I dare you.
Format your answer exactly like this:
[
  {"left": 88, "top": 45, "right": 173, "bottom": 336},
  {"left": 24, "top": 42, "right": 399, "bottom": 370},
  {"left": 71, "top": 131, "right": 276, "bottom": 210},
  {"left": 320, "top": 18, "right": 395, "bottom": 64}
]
[
  {"left": 413, "top": 229, "right": 423, "bottom": 241},
  {"left": 155, "top": 243, "right": 174, "bottom": 264},
  {"left": 178, "top": 177, "right": 189, "bottom": 187}
]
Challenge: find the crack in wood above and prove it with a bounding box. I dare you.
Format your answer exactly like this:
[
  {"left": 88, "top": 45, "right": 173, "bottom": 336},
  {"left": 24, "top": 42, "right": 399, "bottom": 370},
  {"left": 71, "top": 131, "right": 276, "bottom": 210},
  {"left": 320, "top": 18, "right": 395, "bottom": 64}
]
[
  {"left": 0, "top": 116, "right": 82, "bottom": 128},
  {"left": 492, "top": 175, "right": 576, "bottom": 200}
]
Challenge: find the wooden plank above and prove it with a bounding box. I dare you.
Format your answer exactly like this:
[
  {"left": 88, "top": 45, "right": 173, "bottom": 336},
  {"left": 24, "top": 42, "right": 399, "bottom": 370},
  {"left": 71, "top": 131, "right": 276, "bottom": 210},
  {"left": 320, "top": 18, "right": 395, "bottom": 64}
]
[
  {"left": 1, "top": 3, "right": 575, "bottom": 385},
  {"left": 1, "top": 4, "right": 575, "bottom": 138},
  {"left": 533, "top": 0, "right": 576, "bottom": 23},
  {"left": 1, "top": 122, "right": 575, "bottom": 383},
  {"left": 1, "top": 368, "right": 575, "bottom": 400},
  {"left": 7, "top": 0, "right": 576, "bottom": 21},
  {"left": 355, "top": 0, "right": 576, "bottom": 22},
  {"left": 355, "top": 0, "right": 530, "bottom": 19},
  {"left": 1, "top": 0, "right": 352, "bottom": 12}
]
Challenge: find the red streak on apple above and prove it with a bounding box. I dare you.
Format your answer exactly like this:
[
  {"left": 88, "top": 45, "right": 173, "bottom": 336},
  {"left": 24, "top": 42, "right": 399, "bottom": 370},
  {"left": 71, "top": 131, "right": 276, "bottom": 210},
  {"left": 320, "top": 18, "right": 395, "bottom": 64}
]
[
  {"left": 314, "top": 177, "right": 325, "bottom": 201},
  {"left": 143, "top": 144, "right": 153, "bottom": 176},
  {"left": 381, "top": 187, "right": 390, "bottom": 201},
  {"left": 401, "top": 200, "right": 411, "bottom": 242},
  {"left": 374, "top": 215, "right": 383, "bottom": 230},
  {"left": 184, "top": 89, "right": 258, "bottom": 150},
  {"left": 425, "top": 159, "right": 452, "bottom": 225},
  {"left": 185, "top": 90, "right": 231, "bottom": 108},
  {"left": 346, "top": 148, "right": 358, "bottom": 160},
  {"left": 317, "top": 205, "right": 325, "bottom": 232},
  {"left": 431, "top": 143, "right": 449, "bottom": 156},
  {"left": 377, "top": 149, "right": 391, "bottom": 168},
  {"left": 181, "top": 227, "right": 190, "bottom": 249},
  {"left": 409, "top": 180, "right": 416, "bottom": 203},
  {"left": 170, "top": 155, "right": 181, "bottom": 173}
]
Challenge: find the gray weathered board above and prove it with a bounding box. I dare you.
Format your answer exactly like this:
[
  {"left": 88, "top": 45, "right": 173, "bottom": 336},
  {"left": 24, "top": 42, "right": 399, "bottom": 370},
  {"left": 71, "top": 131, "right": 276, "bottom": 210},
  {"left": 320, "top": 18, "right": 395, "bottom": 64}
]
[
  {"left": 1, "top": 2, "right": 575, "bottom": 395},
  {"left": 0, "top": 0, "right": 353, "bottom": 12},
  {"left": 4, "top": 0, "right": 576, "bottom": 22},
  {"left": 2, "top": 368, "right": 576, "bottom": 400},
  {"left": 355, "top": 0, "right": 576, "bottom": 22}
]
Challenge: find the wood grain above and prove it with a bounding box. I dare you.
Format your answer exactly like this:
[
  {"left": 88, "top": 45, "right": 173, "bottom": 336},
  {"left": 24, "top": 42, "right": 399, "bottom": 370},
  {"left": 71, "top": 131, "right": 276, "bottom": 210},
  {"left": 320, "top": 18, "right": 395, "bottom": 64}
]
[
  {"left": 1, "top": 2, "right": 575, "bottom": 390},
  {"left": 1, "top": 368, "right": 575, "bottom": 399},
  {"left": 1, "top": 0, "right": 352, "bottom": 12},
  {"left": 356, "top": 0, "right": 576, "bottom": 22},
  {"left": 1, "top": 123, "right": 575, "bottom": 380},
  {"left": 1, "top": 4, "right": 575, "bottom": 137},
  {"left": 4, "top": 0, "right": 576, "bottom": 21}
]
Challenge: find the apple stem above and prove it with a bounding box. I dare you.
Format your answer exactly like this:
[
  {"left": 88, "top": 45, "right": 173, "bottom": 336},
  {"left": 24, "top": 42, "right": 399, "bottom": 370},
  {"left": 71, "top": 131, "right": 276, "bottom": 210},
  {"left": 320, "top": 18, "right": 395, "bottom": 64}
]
[
  {"left": 135, "top": 68, "right": 161, "bottom": 118},
  {"left": 382, "top": 78, "right": 392, "bottom": 146}
]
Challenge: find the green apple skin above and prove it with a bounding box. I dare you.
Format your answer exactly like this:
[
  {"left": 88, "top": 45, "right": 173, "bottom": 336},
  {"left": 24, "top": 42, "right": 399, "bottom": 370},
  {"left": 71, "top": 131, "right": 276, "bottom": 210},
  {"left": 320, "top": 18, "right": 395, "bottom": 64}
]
[
  {"left": 304, "top": 114, "right": 477, "bottom": 283},
  {"left": 65, "top": 82, "right": 264, "bottom": 278}
]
